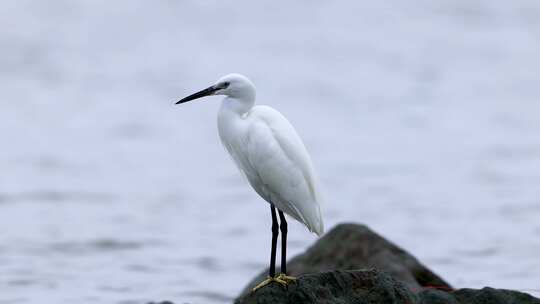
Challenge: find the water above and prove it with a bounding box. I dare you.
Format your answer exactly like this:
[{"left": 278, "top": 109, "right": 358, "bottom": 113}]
[{"left": 1, "top": 1, "right": 540, "bottom": 303}]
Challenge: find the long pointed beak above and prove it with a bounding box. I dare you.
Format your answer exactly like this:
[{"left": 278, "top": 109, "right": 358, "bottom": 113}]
[{"left": 176, "top": 85, "right": 219, "bottom": 104}]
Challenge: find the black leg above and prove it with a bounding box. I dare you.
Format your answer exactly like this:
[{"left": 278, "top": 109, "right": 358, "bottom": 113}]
[
  {"left": 269, "top": 205, "right": 279, "bottom": 277},
  {"left": 278, "top": 210, "right": 288, "bottom": 274}
]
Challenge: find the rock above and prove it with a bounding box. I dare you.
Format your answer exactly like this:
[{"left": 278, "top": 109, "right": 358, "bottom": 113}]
[
  {"left": 235, "top": 269, "right": 540, "bottom": 304},
  {"left": 452, "top": 288, "right": 540, "bottom": 304},
  {"left": 238, "top": 223, "right": 450, "bottom": 296},
  {"left": 418, "top": 286, "right": 540, "bottom": 304},
  {"left": 235, "top": 269, "right": 415, "bottom": 304},
  {"left": 235, "top": 223, "right": 540, "bottom": 303}
]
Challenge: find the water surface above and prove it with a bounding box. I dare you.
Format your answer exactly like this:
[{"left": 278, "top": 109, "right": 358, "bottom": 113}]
[{"left": 1, "top": 1, "right": 540, "bottom": 303}]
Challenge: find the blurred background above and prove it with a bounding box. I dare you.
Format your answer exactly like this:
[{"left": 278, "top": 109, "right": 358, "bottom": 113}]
[{"left": 1, "top": 1, "right": 540, "bottom": 303}]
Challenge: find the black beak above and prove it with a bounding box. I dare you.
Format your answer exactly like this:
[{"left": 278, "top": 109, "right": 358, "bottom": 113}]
[{"left": 176, "top": 85, "right": 219, "bottom": 104}]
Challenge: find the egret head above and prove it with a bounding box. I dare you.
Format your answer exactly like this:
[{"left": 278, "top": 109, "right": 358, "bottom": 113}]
[{"left": 176, "top": 73, "right": 256, "bottom": 105}]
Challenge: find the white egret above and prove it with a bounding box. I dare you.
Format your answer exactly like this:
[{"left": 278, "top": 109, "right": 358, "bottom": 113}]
[{"left": 176, "top": 73, "right": 324, "bottom": 291}]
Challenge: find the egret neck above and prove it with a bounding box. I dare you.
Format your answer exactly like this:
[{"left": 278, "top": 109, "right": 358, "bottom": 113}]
[
  {"left": 220, "top": 84, "right": 256, "bottom": 116},
  {"left": 217, "top": 80, "right": 256, "bottom": 144}
]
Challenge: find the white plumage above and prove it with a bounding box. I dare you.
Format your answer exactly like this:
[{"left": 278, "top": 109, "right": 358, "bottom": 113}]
[
  {"left": 219, "top": 104, "right": 324, "bottom": 235},
  {"left": 177, "top": 73, "right": 324, "bottom": 236}
]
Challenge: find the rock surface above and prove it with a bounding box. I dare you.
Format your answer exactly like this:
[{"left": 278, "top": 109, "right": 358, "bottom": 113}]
[
  {"left": 239, "top": 223, "right": 450, "bottom": 296},
  {"left": 235, "top": 269, "right": 540, "bottom": 304}
]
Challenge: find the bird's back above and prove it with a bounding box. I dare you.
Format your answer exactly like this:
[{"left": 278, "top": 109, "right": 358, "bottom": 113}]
[{"left": 219, "top": 105, "right": 324, "bottom": 236}]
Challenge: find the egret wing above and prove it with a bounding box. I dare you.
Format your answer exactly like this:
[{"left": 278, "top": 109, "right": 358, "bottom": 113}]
[{"left": 243, "top": 106, "right": 324, "bottom": 235}]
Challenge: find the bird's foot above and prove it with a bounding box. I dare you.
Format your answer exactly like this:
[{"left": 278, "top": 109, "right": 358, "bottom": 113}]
[
  {"left": 276, "top": 273, "right": 297, "bottom": 283},
  {"left": 251, "top": 276, "right": 288, "bottom": 292}
]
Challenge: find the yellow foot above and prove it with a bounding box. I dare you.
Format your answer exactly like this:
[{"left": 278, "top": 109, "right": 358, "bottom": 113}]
[
  {"left": 276, "top": 273, "right": 297, "bottom": 283},
  {"left": 251, "top": 276, "right": 288, "bottom": 292}
]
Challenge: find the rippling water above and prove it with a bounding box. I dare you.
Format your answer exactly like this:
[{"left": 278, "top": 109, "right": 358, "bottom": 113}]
[{"left": 1, "top": 1, "right": 540, "bottom": 303}]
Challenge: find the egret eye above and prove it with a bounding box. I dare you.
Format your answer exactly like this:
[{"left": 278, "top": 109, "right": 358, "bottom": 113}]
[{"left": 221, "top": 81, "right": 230, "bottom": 88}]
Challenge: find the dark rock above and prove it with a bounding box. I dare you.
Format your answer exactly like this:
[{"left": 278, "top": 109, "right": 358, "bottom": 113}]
[
  {"left": 452, "top": 287, "right": 540, "bottom": 304},
  {"left": 235, "top": 269, "right": 416, "bottom": 304},
  {"left": 235, "top": 269, "right": 540, "bottom": 304},
  {"left": 417, "top": 288, "right": 459, "bottom": 304},
  {"left": 235, "top": 223, "right": 540, "bottom": 304},
  {"left": 239, "top": 223, "right": 450, "bottom": 296}
]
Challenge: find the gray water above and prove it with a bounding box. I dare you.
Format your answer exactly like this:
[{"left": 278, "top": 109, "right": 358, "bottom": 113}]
[{"left": 1, "top": 1, "right": 540, "bottom": 303}]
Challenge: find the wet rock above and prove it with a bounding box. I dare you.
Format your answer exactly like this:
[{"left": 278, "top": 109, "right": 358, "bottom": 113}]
[
  {"left": 235, "top": 269, "right": 540, "bottom": 304},
  {"left": 239, "top": 223, "right": 450, "bottom": 296}
]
